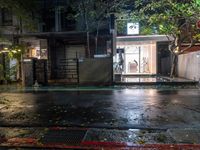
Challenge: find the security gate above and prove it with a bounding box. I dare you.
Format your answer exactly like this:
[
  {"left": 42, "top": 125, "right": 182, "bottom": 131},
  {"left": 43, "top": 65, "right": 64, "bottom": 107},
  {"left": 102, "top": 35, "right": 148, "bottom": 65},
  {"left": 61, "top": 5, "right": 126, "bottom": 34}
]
[{"left": 56, "top": 58, "right": 79, "bottom": 84}]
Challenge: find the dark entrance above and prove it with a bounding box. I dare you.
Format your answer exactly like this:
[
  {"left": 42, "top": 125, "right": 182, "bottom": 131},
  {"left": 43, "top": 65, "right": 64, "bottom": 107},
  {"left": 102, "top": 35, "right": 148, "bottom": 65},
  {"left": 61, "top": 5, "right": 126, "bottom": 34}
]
[
  {"left": 48, "top": 37, "right": 86, "bottom": 85},
  {"left": 157, "top": 42, "right": 172, "bottom": 76}
]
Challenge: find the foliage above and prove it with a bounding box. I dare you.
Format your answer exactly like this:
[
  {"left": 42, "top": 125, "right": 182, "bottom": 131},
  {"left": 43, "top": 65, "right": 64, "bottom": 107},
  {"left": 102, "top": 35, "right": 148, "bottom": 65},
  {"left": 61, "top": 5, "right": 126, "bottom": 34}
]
[
  {"left": 133, "top": 0, "right": 200, "bottom": 54},
  {"left": 0, "top": 44, "right": 26, "bottom": 60},
  {"left": 8, "top": 44, "right": 26, "bottom": 60},
  {"left": 117, "top": 0, "right": 200, "bottom": 53},
  {"left": 0, "top": 0, "right": 39, "bottom": 31},
  {"left": 70, "top": 0, "right": 127, "bottom": 55},
  {"left": 116, "top": 10, "right": 140, "bottom": 35},
  {"left": 5, "top": 64, "right": 18, "bottom": 82},
  {"left": 116, "top": 0, "right": 200, "bottom": 76},
  {"left": 71, "top": 0, "right": 125, "bottom": 32},
  {"left": 196, "top": 0, "right": 200, "bottom": 5},
  {"left": 0, "top": 55, "right": 19, "bottom": 82},
  {"left": 0, "top": 0, "right": 39, "bottom": 82},
  {"left": 0, "top": 43, "right": 26, "bottom": 82}
]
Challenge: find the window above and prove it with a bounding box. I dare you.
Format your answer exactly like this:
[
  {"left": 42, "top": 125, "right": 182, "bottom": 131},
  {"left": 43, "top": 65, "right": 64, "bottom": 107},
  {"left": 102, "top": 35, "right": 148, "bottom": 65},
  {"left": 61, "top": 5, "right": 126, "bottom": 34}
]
[{"left": 1, "top": 8, "right": 13, "bottom": 26}]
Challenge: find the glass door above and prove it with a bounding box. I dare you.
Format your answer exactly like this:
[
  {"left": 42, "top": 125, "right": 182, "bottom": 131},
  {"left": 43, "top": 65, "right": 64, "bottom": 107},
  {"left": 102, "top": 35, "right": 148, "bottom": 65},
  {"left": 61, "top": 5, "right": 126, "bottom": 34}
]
[{"left": 124, "top": 46, "right": 140, "bottom": 74}]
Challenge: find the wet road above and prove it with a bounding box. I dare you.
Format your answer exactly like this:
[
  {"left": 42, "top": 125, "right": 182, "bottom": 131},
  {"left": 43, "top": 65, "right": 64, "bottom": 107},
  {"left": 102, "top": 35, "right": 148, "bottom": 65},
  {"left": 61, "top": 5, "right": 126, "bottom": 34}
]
[{"left": 0, "top": 88, "right": 200, "bottom": 129}]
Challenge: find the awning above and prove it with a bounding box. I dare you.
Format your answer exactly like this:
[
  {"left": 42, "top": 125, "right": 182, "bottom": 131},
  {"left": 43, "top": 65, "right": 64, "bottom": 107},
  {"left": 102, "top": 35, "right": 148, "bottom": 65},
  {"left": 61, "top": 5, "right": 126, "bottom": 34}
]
[{"left": 117, "top": 35, "right": 173, "bottom": 42}]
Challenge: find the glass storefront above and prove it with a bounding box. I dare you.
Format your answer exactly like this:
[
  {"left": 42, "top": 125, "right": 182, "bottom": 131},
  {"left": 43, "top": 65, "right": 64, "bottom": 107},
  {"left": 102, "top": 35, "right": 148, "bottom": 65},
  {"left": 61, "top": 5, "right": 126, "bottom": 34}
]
[{"left": 114, "top": 41, "right": 157, "bottom": 75}]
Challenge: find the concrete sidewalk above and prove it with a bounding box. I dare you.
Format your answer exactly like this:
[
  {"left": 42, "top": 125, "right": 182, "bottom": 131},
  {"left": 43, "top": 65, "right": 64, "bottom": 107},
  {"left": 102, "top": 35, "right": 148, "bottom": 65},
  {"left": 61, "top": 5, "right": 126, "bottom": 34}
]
[
  {"left": 115, "top": 75, "right": 198, "bottom": 86},
  {"left": 0, "top": 127, "right": 200, "bottom": 149}
]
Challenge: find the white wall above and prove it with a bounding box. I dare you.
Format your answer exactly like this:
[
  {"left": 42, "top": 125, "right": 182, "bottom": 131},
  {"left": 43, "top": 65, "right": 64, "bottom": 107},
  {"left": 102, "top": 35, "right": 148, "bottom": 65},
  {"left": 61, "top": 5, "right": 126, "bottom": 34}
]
[{"left": 178, "top": 51, "right": 200, "bottom": 81}]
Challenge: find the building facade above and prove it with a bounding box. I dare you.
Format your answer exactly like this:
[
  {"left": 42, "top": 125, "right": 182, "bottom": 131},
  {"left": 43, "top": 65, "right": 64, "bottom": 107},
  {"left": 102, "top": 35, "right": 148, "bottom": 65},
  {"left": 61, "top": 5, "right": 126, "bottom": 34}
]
[
  {"left": 1, "top": 0, "right": 199, "bottom": 85},
  {"left": 0, "top": 0, "right": 113, "bottom": 85}
]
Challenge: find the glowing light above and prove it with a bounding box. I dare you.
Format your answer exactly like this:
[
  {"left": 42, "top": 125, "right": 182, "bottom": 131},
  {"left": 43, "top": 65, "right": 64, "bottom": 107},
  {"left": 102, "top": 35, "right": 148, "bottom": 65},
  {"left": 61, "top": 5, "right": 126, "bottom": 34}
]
[
  {"left": 148, "top": 89, "right": 156, "bottom": 96},
  {"left": 174, "top": 46, "right": 180, "bottom": 54},
  {"left": 4, "top": 47, "right": 8, "bottom": 50},
  {"left": 174, "top": 49, "right": 179, "bottom": 54},
  {"left": 1, "top": 50, "right": 9, "bottom": 53}
]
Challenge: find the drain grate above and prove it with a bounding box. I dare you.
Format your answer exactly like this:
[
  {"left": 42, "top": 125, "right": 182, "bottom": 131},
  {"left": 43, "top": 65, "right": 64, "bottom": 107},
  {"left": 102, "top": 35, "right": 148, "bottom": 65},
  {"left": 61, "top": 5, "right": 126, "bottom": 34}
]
[{"left": 40, "top": 129, "right": 87, "bottom": 145}]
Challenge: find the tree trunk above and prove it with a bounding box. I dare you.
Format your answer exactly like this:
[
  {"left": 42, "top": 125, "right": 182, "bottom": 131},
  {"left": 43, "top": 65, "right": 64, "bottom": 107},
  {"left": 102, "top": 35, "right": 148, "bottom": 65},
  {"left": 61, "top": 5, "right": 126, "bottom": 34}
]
[
  {"left": 81, "top": 0, "right": 90, "bottom": 58},
  {"left": 18, "top": 55, "right": 22, "bottom": 81},
  {"left": 85, "top": 12, "right": 90, "bottom": 58},
  {"left": 2, "top": 53, "right": 6, "bottom": 79},
  {"left": 170, "top": 54, "right": 178, "bottom": 78},
  {"left": 86, "top": 31, "right": 90, "bottom": 58},
  {"left": 95, "top": 22, "right": 100, "bottom": 54}
]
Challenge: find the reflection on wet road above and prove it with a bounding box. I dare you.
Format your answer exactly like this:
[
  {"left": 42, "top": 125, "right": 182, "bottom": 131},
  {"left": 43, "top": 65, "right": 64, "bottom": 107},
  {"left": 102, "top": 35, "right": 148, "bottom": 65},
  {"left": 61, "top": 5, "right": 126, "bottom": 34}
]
[{"left": 0, "top": 89, "right": 200, "bottom": 129}]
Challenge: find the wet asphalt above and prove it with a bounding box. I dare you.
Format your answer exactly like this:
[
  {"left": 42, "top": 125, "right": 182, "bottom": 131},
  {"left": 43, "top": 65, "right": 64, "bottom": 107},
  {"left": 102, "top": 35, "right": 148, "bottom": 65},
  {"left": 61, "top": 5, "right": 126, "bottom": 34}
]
[{"left": 0, "top": 88, "right": 200, "bottom": 129}]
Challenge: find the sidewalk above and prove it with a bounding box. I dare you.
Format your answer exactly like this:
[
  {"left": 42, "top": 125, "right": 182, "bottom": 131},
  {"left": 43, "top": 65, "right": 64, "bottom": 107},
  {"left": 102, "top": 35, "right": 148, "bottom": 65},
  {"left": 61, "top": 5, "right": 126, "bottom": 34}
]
[
  {"left": 0, "top": 127, "right": 200, "bottom": 149},
  {"left": 115, "top": 76, "right": 198, "bottom": 86}
]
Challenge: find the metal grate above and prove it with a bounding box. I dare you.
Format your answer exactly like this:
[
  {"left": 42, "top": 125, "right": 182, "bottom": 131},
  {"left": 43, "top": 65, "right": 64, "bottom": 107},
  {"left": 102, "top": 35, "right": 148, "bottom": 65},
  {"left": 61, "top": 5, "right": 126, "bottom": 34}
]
[
  {"left": 40, "top": 129, "right": 86, "bottom": 145},
  {"left": 57, "top": 58, "right": 79, "bottom": 84}
]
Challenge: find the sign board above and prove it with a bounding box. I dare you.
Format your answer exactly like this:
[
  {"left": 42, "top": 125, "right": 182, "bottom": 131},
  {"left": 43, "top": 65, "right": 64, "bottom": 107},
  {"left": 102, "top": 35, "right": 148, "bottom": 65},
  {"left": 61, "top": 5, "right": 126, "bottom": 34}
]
[{"left": 127, "top": 22, "right": 139, "bottom": 35}]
